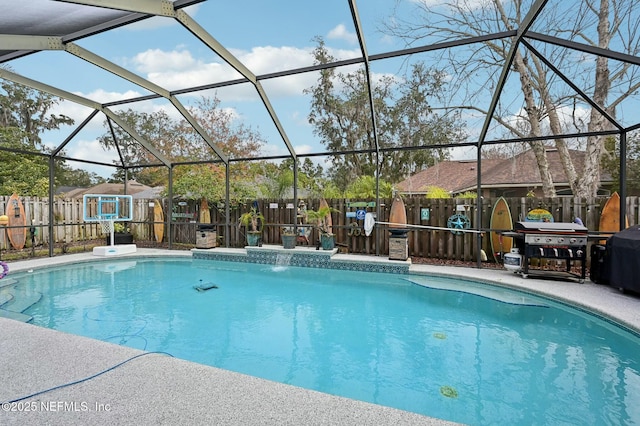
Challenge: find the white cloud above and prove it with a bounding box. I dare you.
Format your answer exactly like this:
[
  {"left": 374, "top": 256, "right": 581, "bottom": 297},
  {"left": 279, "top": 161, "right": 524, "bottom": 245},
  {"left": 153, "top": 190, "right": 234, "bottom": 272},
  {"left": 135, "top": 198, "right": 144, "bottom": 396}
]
[
  {"left": 116, "top": 41, "right": 363, "bottom": 102},
  {"left": 325, "top": 46, "right": 363, "bottom": 62},
  {"left": 131, "top": 49, "right": 199, "bottom": 74},
  {"left": 128, "top": 45, "right": 323, "bottom": 100},
  {"left": 327, "top": 24, "right": 358, "bottom": 45},
  {"left": 294, "top": 144, "right": 314, "bottom": 155},
  {"left": 50, "top": 89, "right": 148, "bottom": 134},
  {"left": 234, "top": 45, "right": 311, "bottom": 74},
  {"left": 79, "top": 88, "right": 145, "bottom": 104},
  {"left": 69, "top": 138, "right": 119, "bottom": 164},
  {"left": 261, "top": 142, "right": 289, "bottom": 158}
]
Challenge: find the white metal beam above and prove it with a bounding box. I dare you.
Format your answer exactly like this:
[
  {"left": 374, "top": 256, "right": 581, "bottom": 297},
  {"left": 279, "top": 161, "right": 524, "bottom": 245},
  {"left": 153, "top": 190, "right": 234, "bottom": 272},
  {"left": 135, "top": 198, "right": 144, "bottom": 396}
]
[
  {"left": 0, "top": 35, "right": 63, "bottom": 50},
  {"left": 55, "top": 0, "right": 176, "bottom": 17},
  {"left": 0, "top": 68, "right": 101, "bottom": 110}
]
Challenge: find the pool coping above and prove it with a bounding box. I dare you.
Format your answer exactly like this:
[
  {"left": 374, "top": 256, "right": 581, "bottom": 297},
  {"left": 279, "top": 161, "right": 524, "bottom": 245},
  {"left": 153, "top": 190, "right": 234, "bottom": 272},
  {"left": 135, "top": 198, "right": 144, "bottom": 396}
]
[{"left": 1, "top": 248, "right": 639, "bottom": 425}]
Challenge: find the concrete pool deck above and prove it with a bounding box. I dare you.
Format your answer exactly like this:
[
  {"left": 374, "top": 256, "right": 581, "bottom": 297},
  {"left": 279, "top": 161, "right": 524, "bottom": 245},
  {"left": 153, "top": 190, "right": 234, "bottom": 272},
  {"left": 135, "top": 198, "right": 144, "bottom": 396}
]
[{"left": 1, "top": 248, "right": 639, "bottom": 425}]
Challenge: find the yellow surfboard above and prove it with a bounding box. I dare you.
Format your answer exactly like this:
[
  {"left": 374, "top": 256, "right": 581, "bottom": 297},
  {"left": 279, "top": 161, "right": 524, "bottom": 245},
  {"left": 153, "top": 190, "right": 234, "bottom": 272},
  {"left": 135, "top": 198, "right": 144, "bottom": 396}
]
[
  {"left": 200, "top": 198, "right": 211, "bottom": 224},
  {"left": 153, "top": 200, "right": 164, "bottom": 243},
  {"left": 599, "top": 192, "right": 627, "bottom": 242},
  {"left": 490, "top": 197, "right": 513, "bottom": 261}
]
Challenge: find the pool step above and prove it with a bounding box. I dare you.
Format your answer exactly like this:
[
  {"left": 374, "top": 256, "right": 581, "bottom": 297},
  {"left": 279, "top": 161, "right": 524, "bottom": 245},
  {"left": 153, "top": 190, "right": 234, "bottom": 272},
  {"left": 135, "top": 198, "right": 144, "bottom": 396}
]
[
  {"left": 0, "top": 277, "right": 18, "bottom": 289},
  {"left": 2, "top": 292, "right": 42, "bottom": 314},
  {"left": 0, "top": 292, "right": 14, "bottom": 306},
  {"left": 0, "top": 308, "right": 32, "bottom": 322},
  {"left": 0, "top": 281, "right": 41, "bottom": 323},
  {"left": 405, "top": 276, "right": 548, "bottom": 307}
]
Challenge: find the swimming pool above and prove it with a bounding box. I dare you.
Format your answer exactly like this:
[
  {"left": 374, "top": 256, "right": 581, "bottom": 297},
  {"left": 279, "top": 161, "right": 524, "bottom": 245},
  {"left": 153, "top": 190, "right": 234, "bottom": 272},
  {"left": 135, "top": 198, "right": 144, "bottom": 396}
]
[{"left": 5, "top": 257, "right": 640, "bottom": 425}]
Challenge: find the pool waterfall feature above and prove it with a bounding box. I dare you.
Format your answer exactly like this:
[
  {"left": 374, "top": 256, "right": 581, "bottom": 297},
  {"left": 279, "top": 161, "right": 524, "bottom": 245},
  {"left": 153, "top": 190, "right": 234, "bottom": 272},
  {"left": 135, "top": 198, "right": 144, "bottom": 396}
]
[{"left": 191, "top": 245, "right": 411, "bottom": 274}]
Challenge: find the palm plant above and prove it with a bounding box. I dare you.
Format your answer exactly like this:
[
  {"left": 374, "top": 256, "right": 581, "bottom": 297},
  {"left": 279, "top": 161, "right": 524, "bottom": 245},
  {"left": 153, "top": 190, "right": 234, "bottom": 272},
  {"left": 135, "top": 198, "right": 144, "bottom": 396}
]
[
  {"left": 239, "top": 207, "right": 264, "bottom": 233},
  {"left": 305, "top": 205, "right": 336, "bottom": 235}
]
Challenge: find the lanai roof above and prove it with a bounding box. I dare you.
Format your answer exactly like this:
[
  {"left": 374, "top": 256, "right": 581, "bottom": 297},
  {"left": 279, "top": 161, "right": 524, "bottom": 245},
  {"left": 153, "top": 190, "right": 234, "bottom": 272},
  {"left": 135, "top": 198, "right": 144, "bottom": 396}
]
[{"left": 0, "top": 0, "right": 637, "bottom": 196}]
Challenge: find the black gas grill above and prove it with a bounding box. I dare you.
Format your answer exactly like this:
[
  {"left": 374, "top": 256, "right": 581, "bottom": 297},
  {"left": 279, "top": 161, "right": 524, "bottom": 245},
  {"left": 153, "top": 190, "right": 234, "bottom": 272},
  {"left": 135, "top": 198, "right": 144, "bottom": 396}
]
[{"left": 513, "top": 221, "right": 588, "bottom": 283}]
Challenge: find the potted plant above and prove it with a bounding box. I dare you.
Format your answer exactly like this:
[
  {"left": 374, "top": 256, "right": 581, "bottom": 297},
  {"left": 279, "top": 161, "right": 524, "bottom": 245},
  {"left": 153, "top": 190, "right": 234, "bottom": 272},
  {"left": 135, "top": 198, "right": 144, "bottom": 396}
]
[
  {"left": 281, "top": 226, "right": 296, "bottom": 249},
  {"left": 107, "top": 222, "right": 134, "bottom": 245},
  {"left": 239, "top": 207, "right": 265, "bottom": 246},
  {"left": 305, "top": 203, "right": 339, "bottom": 250}
]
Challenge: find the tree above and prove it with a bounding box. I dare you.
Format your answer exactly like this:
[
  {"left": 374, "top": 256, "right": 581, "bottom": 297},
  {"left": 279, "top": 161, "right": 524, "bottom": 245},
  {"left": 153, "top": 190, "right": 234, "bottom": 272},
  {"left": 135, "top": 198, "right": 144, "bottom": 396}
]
[
  {"left": 380, "top": 62, "right": 463, "bottom": 181},
  {"left": 298, "top": 158, "right": 325, "bottom": 197},
  {"left": 425, "top": 186, "right": 451, "bottom": 199},
  {"left": 98, "top": 108, "right": 185, "bottom": 185},
  {"left": 258, "top": 158, "right": 327, "bottom": 198},
  {"left": 345, "top": 175, "right": 393, "bottom": 198},
  {"left": 98, "top": 95, "right": 267, "bottom": 200},
  {"left": 55, "top": 163, "right": 105, "bottom": 187},
  {"left": 170, "top": 163, "right": 260, "bottom": 202},
  {"left": 0, "top": 75, "right": 74, "bottom": 149},
  {"left": 305, "top": 38, "right": 462, "bottom": 191},
  {"left": 0, "top": 128, "right": 49, "bottom": 196},
  {"left": 0, "top": 76, "right": 82, "bottom": 195},
  {"left": 385, "top": 0, "right": 640, "bottom": 198},
  {"left": 602, "top": 132, "right": 640, "bottom": 195},
  {"left": 258, "top": 163, "right": 294, "bottom": 199}
]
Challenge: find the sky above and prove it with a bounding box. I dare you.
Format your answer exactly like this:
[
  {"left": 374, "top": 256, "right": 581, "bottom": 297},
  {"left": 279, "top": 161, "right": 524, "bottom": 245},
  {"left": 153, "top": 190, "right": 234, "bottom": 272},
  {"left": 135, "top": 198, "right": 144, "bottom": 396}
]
[{"left": 8, "top": 0, "right": 430, "bottom": 178}]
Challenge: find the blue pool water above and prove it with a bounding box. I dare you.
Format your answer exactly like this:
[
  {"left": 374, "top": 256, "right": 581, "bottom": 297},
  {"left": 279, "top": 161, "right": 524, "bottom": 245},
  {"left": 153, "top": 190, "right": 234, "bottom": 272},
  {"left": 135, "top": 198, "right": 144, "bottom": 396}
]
[{"left": 8, "top": 258, "right": 640, "bottom": 425}]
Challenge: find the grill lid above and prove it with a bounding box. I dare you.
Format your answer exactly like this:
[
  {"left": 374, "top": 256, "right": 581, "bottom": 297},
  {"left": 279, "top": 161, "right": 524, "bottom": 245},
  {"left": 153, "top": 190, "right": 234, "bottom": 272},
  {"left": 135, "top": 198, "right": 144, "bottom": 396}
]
[{"left": 515, "top": 221, "right": 587, "bottom": 234}]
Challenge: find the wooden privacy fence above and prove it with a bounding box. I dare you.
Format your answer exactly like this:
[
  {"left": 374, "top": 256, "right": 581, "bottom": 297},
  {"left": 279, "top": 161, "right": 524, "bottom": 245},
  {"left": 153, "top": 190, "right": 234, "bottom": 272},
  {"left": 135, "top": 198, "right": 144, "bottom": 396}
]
[{"left": 0, "top": 195, "right": 638, "bottom": 260}]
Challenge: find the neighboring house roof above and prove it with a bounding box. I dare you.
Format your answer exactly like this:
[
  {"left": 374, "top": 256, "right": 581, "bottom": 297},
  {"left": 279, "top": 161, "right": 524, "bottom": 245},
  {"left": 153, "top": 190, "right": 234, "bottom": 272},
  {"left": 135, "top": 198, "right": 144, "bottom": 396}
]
[
  {"left": 395, "top": 148, "right": 613, "bottom": 195},
  {"left": 61, "top": 180, "right": 154, "bottom": 198},
  {"left": 132, "top": 186, "right": 164, "bottom": 199},
  {"left": 55, "top": 186, "right": 85, "bottom": 196},
  {"left": 59, "top": 187, "right": 88, "bottom": 198},
  {"left": 395, "top": 159, "right": 501, "bottom": 195}
]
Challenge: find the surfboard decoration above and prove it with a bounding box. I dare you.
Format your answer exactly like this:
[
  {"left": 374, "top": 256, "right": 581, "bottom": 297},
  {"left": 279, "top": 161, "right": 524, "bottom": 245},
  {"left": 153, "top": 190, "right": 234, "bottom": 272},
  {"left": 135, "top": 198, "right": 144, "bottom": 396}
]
[
  {"left": 525, "top": 208, "right": 554, "bottom": 222},
  {"left": 6, "top": 193, "right": 27, "bottom": 250},
  {"left": 388, "top": 194, "right": 408, "bottom": 232},
  {"left": 599, "top": 192, "right": 628, "bottom": 242},
  {"left": 490, "top": 197, "right": 513, "bottom": 261},
  {"left": 318, "top": 198, "right": 333, "bottom": 234},
  {"left": 153, "top": 200, "right": 164, "bottom": 243},
  {"left": 199, "top": 198, "right": 211, "bottom": 224}
]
